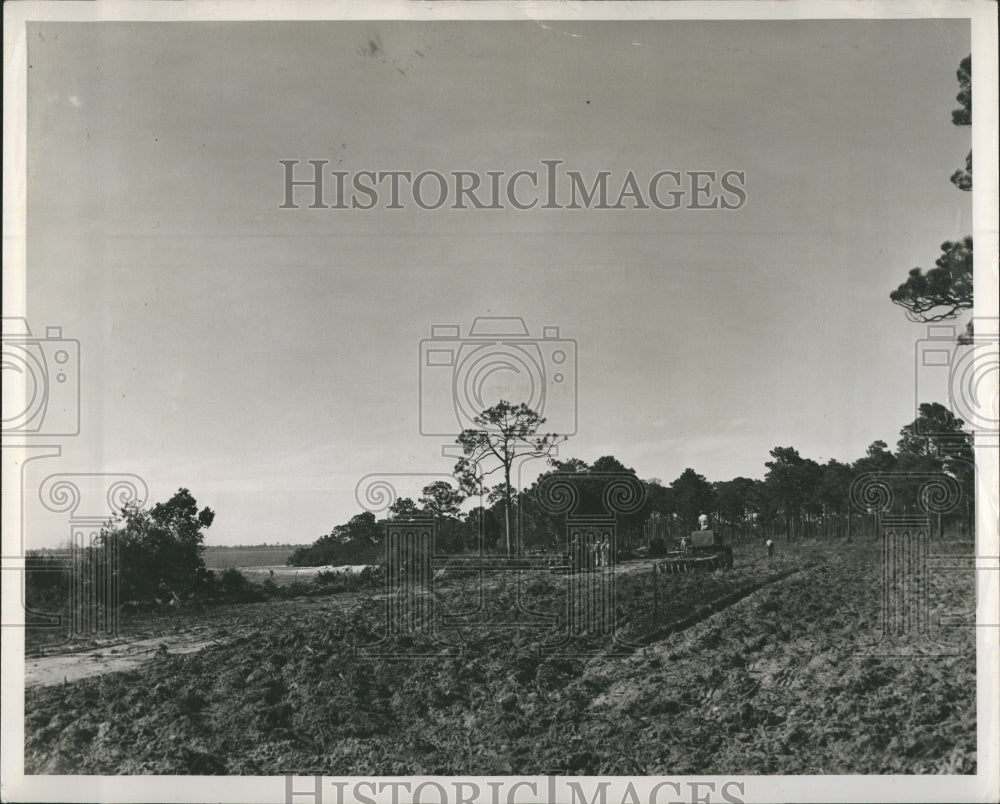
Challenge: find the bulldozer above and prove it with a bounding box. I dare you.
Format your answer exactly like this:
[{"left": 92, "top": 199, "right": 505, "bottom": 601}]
[{"left": 658, "top": 530, "right": 734, "bottom": 574}]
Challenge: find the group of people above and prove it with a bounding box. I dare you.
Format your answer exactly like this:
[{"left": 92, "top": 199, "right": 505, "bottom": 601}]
[
  {"left": 591, "top": 536, "right": 612, "bottom": 568},
  {"left": 569, "top": 534, "right": 612, "bottom": 570}
]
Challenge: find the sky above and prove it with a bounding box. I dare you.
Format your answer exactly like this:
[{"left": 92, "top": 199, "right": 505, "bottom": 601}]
[{"left": 19, "top": 19, "right": 973, "bottom": 547}]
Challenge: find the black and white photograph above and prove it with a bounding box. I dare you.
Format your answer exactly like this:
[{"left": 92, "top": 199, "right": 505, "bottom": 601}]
[{"left": 2, "top": 2, "right": 998, "bottom": 803}]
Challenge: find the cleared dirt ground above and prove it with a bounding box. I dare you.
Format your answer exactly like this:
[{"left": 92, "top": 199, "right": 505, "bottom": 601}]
[{"left": 23, "top": 537, "right": 976, "bottom": 775}]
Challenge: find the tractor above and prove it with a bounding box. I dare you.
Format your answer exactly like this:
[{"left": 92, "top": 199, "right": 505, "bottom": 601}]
[{"left": 657, "top": 530, "right": 734, "bottom": 574}]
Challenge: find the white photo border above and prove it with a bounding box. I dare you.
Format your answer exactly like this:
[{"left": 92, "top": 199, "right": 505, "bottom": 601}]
[{"left": 2, "top": 2, "right": 997, "bottom": 803}]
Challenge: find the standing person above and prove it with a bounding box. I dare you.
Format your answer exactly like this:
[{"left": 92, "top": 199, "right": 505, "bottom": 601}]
[{"left": 766, "top": 538, "right": 775, "bottom": 558}]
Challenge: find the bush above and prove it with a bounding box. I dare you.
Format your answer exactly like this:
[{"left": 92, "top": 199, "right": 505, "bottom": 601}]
[
  {"left": 218, "top": 568, "right": 249, "bottom": 594},
  {"left": 24, "top": 553, "right": 70, "bottom": 621},
  {"left": 358, "top": 565, "right": 383, "bottom": 585},
  {"left": 311, "top": 565, "right": 384, "bottom": 595},
  {"left": 286, "top": 581, "right": 311, "bottom": 598}
]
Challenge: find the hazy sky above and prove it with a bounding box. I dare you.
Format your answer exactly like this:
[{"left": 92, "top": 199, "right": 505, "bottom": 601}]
[{"left": 23, "top": 19, "right": 972, "bottom": 546}]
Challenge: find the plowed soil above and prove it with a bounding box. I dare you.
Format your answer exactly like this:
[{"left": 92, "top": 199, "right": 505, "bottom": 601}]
[{"left": 23, "top": 538, "right": 976, "bottom": 775}]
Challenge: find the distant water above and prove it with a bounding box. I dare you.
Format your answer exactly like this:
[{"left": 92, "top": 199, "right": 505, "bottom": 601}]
[{"left": 239, "top": 564, "right": 371, "bottom": 576}]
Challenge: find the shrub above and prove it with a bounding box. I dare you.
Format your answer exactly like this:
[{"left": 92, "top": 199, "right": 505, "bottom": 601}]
[{"left": 218, "top": 568, "right": 249, "bottom": 594}]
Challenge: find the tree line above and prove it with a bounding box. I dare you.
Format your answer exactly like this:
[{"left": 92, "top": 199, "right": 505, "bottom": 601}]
[
  {"left": 23, "top": 402, "right": 974, "bottom": 607},
  {"left": 289, "top": 399, "right": 974, "bottom": 566}
]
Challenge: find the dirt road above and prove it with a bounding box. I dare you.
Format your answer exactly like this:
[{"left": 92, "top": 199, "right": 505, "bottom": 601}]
[{"left": 26, "top": 631, "right": 227, "bottom": 688}]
